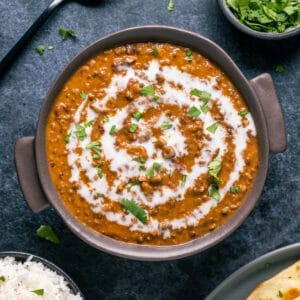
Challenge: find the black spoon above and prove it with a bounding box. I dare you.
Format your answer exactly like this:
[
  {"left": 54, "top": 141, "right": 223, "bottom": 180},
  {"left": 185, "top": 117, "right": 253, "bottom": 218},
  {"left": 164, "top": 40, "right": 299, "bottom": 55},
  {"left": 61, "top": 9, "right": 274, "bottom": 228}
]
[{"left": 0, "top": 0, "right": 101, "bottom": 78}]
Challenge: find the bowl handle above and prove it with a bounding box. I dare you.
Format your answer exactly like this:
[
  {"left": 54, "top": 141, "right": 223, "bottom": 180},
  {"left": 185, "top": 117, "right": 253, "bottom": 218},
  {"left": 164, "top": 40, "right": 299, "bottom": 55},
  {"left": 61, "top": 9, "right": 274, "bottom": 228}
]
[
  {"left": 15, "top": 136, "right": 50, "bottom": 212},
  {"left": 250, "top": 73, "right": 287, "bottom": 154}
]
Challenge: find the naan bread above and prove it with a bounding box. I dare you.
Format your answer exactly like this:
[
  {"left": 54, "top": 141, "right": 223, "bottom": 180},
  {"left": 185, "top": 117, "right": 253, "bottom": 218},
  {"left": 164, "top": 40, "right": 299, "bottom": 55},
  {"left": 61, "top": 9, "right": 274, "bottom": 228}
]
[{"left": 247, "top": 260, "right": 300, "bottom": 300}]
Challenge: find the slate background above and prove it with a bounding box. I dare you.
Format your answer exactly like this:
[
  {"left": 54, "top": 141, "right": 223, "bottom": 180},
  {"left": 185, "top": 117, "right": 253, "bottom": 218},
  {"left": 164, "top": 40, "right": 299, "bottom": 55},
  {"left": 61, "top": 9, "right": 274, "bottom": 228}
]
[{"left": 0, "top": 0, "right": 299, "bottom": 299}]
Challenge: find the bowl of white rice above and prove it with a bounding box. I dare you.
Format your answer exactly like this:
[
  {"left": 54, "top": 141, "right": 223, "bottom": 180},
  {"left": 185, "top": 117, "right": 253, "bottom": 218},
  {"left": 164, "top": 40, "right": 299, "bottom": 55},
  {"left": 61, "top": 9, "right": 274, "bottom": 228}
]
[{"left": 0, "top": 252, "right": 84, "bottom": 300}]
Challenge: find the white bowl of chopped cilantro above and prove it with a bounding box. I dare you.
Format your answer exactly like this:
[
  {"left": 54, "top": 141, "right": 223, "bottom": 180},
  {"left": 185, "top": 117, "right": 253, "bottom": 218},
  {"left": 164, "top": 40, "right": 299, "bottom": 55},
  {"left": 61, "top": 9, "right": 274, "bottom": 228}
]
[{"left": 218, "top": 0, "right": 300, "bottom": 39}]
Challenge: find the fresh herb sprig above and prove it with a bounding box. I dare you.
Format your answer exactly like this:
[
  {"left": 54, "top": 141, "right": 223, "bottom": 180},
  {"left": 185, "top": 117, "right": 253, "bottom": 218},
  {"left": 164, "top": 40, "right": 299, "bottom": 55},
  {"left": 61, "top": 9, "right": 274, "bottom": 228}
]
[
  {"left": 121, "top": 199, "right": 147, "bottom": 224},
  {"left": 226, "top": 0, "right": 300, "bottom": 33},
  {"left": 36, "top": 225, "right": 60, "bottom": 244}
]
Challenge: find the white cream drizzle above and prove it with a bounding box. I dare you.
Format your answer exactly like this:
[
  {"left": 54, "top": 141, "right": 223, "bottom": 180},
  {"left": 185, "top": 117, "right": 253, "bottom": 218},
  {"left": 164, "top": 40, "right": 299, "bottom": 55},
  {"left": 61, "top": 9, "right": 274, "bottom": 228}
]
[{"left": 66, "top": 59, "right": 256, "bottom": 238}]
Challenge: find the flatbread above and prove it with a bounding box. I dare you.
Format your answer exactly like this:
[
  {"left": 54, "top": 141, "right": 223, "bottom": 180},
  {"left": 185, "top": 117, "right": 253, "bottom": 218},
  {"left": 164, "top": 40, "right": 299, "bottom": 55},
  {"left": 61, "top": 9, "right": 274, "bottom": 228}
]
[{"left": 247, "top": 260, "right": 300, "bottom": 300}]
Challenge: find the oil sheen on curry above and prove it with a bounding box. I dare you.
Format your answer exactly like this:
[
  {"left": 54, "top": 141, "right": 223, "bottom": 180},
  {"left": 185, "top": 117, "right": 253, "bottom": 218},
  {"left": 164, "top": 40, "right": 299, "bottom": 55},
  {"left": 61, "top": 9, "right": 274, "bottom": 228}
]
[{"left": 46, "top": 43, "right": 259, "bottom": 245}]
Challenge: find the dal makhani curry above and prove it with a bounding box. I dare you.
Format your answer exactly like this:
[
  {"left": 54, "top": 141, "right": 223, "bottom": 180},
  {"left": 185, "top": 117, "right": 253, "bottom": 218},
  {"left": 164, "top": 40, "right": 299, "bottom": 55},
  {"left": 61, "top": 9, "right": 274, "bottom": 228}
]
[{"left": 46, "top": 43, "right": 259, "bottom": 245}]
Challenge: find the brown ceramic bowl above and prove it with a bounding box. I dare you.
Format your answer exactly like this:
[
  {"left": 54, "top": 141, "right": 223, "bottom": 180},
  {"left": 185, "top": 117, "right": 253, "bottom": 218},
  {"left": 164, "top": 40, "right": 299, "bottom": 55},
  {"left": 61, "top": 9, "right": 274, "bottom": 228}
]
[{"left": 15, "top": 26, "right": 286, "bottom": 261}]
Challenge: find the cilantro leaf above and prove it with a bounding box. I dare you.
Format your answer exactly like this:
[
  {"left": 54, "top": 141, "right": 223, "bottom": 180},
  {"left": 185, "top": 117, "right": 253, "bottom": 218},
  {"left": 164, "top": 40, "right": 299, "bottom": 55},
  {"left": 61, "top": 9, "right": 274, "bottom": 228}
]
[
  {"left": 140, "top": 85, "right": 159, "bottom": 102},
  {"left": 75, "top": 124, "right": 87, "bottom": 141},
  {"left": 133, "top": 111, "right": 143, "bottom": 121},
  {"left": 239, "top": 110, "right": 249, "bottom": 117},
  {"left": 185, "top": 49, "right": 193, "bottom": 61},
  {"left": 230, "top": 185, "right": 240, "bottom": 193},
  {"left": 84, "top": 120, "right": 94, "bottom": 127},
  {"left": 181, "top": 174, "right": 187, "bottom": 187},
  {"left": 64, "top": 131, "right": 72, "bottom": 143},
  {"left": 59, "top": 27, "right": 77, "bottom": 40},
  {"left": 226, "top": 0, "right": 300, "bottom": 33},
  {"left": 209, "top": 185, "right": 221, "bottom": 201},
  {"left": 127, "top": 180, "right": 140, "bottom": 191},
  {"left": 160, "top": 121, "right": 172, "bottom": 130},
  {"left": 152, "top": 48, "right": 159, "bottom": 57},
  {"left": 190, "top": 89, "right": 211, "bottom": 102},
  {"left": 31, "top": 289, "right": 44, "bottom": 296},
  {"left": 48, "top": 45, "right": 54, "bottom": 50},
  {"left": 102, "top": 116, "right": 109, "bottom": 123},
  {"left": 80, "top": 91, "right": 87, "bottom": 100},
  {"left": 208, "top": 158, "right": 222, "bottom": 180},
  {"left": 187, "top": 106, "right": 201, "bottom": 118},
  {"left": 121, "top": 199, "right": 147, "bottom": 224},
  {"left": 0, "top": 276, "right": 5, "bottom": 282},
  {"left": 167, "top": 0, "right": 175, "bottom": 12},
  {"left": 133, "top": 157, "right": 146, "bottom": 163},
  {"left": 109, "top": 125, "right": 117, "bottom": 135},
  {"left": 86, "top": 141, "right": 101, "bottom": 154},
  {"left": 201, "top": 103, "right": 209, "bottom": 113},
  {"left": 129, "top": 123, "right": 138, "bottom": 133},
  {"left": 274, "top": 65, "right": 285, "bottom": 73},
  {"left": 146, "top": 162, "right": 161, "bottom": 178},
  {"left": 206, "top": 122, "right": 220, "bottom": 134},
  {"left": 36, "top": 45, "right": 45, "bottom": 55},
  {"left": 37, "top": 225, "right": 60, "bottom": 244},
  {"left": 278, "top": 290, "right": 283, "bottom": 298}
]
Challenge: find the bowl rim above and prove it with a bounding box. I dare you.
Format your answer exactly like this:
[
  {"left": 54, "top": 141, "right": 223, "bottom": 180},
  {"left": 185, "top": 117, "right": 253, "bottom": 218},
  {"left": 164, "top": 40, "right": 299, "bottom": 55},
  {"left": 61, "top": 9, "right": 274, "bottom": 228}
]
[
  {"left": 217, "top": 0, "right": 300, "bottom": 40},
  {"left": 0, "top": 251, "right": 84, "bottom": 298},
  {"left": 35, "top": 25, "right": 269, "bottom": 261}
]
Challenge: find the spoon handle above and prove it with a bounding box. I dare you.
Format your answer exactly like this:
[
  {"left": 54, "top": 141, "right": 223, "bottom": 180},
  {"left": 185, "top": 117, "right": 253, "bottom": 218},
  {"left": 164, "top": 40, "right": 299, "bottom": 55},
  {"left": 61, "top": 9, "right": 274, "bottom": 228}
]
[{"left": 0, "top": 0, "right": 65, "bottom": 78}]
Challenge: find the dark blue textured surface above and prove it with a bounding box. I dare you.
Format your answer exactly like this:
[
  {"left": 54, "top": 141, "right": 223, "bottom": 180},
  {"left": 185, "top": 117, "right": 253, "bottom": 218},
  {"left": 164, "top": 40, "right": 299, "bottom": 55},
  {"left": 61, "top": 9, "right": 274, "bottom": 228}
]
[{"left": 0, "top": 1, "right": 299, "bottom": 299}]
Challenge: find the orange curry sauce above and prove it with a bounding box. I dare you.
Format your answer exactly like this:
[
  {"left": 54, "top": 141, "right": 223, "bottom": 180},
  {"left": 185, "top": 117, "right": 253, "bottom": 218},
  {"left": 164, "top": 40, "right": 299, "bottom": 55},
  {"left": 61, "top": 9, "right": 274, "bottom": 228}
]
[{"left": 46, "top": 43, "right": 258, "bottom": 245}]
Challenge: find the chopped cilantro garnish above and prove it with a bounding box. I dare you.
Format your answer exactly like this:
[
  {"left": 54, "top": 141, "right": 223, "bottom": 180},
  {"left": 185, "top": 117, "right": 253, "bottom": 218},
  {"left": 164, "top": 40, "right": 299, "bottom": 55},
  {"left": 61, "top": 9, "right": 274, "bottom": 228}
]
[
  {"left": 230, "top": 185, "right": 240, "bottom": 193},
  {"left": 59, "top": 27, "right": 77, "bottom": 40},
  {"left": 109, "top": 125, "right": 117, "bottom": 135},
  {"left": 64, "top": 131, "right": 72, "bottom": 143},
  {"left": 167, "top": 0, "right": 175, "bottom": 11},
  {"left": 161, "top": 121, "right": 172, "bottom": 130},
  {"left": 75, "top": 124, "right": 87, "bottom": 141},
  {"left": 80, "top": 91, "right": 87, "bottom": 100},
  {"left": 93, "top": 153, "right": 100, "bottom": 160},
  {"left": 97, "top": 193, "right": 104, "bottom": 197},
  {"left": 226, "top": 0, "right": 300, "bottom": 33},
  {"left": 206, "top": 122, "right": 220, "bottom": 134},
  {"left": 121, "top": 199, "right": 147, "bottom": 224},
  {"left": 209, "top": 185, "right": 221, "bottom": 201},
  {"left": 31, "top": 289, "right": 44, "bottom": 296},
  {"left": 140, "top": 84, "right": 159, "bottom": 101},
  {"left": 102, "top": 116, "right": 109, "bottom": 123},
  {"left": 185, "top": 49, "right": 193, "bottom": 61},
  {"left": 274, "top": 65, "right": 285, "bottom": 73},
  {"left": 146, "top": 162, "right": 161, "bottom": 178},
  {"left": 139, "top": 165, "right": 146, "bottom": 171},
  {"left": 190, "top": 89, "right": 211, "bottom": 102},
  {"left": 127, "top": 180, "right": 140, "bottom": 191},
  {"left": 37, "top": 225, "right": 60, "bottom": 244},
  {"left": 129, "top": 123, "right": 138, "bottom": 133},
  {"left": 133, "top": 157, "right": 146, "bottom": 163},
  {"left": 152, "top": 48, "right": 159, "bottom": 57},
  {"left": 239, "top": 110, "right": 249, "bottom": 117},
  {"left": 97, "top": 168, "right": 103, "bottom": 178},
  {"left": 0, "top": 276, "right": 5, "bottom": 282},
  {"left": 181, "top": 174, "right": 187, "bottom": 187},
  {"left": 133, "top": 111, "right": 143, "bottom": 121},
  {"left": 36, "top": 45, "right": 45, "bottom": 55},
  {"left": 187, "top": 106, "right": 201, "bottom": 118},
  {"left": 208, "top": 158, "right": 222, "bottom": 181},
  {"left": 84, "top": 120, "right": 94, "bottom": 127},
  {"left": 86, "top": 141, "right": 101, "bottom": 154},
  {"left": 201, "top": 103, "right": 209, "bottom": 113},
  {"left": 278, "top": 290, "right": 283, "bottom": 297}
]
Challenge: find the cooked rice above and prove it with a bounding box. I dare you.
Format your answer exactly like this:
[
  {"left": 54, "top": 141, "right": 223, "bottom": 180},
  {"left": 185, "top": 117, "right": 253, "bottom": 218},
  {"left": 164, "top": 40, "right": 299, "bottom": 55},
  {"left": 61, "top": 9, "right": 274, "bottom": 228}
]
[{"left": 0, "top": 256, "right": 83, "bottom": 300}]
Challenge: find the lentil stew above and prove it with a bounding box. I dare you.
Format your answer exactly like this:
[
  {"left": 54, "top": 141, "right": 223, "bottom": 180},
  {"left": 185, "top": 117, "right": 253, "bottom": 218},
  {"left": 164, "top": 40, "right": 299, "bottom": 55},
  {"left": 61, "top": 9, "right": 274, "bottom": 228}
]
[{"left": 46, "top": 43, "right": 259, "bottom": 245}]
